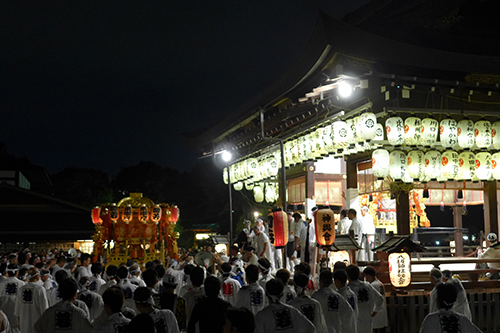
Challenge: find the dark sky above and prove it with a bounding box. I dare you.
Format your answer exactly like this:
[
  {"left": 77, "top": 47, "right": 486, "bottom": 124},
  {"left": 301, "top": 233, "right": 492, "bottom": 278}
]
[{"left": 0, "top": 1, "right": 370, "bottom": 176}]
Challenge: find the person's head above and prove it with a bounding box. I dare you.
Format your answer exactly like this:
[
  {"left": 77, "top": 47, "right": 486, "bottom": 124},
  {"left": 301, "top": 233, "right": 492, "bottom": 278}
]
[
  {"left": 319, "top": 269, "right": 333, "bottom": 288},
  {"left": 347, "top": 208, "right": 357, "bottom": 220},
  {"left": 253, "top": 227, "right": 261, "bottom": 236},
  {"left": 117, "top": 266, "right": 129, "bottom": 280},
  {"left": 245, "top": 264, "right": 259, "bottom": 284},
  {"left": 287, "top": 211, "right": 293, "bottom": 222},
  {"left": 190, "top": 266, "right": 205, "bottom": 287},
  {"left": 102, "top": 287, "right": 125, "bottom": 315},
  {"left": 154, "top": 264, "right": 165, "bottom": 279},
  {"left": 340, "top": 209, "right": 348, "bottom": 219},
  {"left": 333, "top": 261, "right": 347, "bottom": 272},
  {"left": 255, "top": 218, "right": 263, "bottom": 228},
  {"left": 223, "top": 307, "right": 256, "bottom": 333},
  {"left": 437, "top": 283, "right": 457, "bottom": 310},
  {"left": 145, "top": 261, "right": 156, "bottom": 270},
  {"left": 363, "top": 266, "right": 377, "bottom": 283},
  {"left": 242, "top": 246, "right": 255, "bottom": 261},
  {"left": 293, "top": 273, "right": 309, "bottom": 295},
  {"left": 127, "top": 313, "right": 155, "bottom": 333},
  {"left": 292, "top": 213, "right": 302, "bottom": 222},
  {"left": 230, "top": 245, "right": 240, "bottom": 257},
  {"left": 162, "top": 273, "right": 178, "bottom": 292},
  {"left": 257, "top": 258, "right": 271, "bottom": 275},
  {"left": 55, "top": 269, "right": 69, "bottom": 284},
  {"left": 106, "top": 264, "right": 118, "bottom": 280},
  {"left": 56, "top": 256, "right": 66, "bottom": 267},
  {"left": 275, "top": 269, "right": 291, "bottom": 285},
  {"left": 221, "top": 263, "right": 232, "bottom": 277},
  {"left": 441, "top": 270, "right": 453, "bottom": 282},
  {"left": 91, "top": 262, "right": 103, "bottom": 276},
  {"left": 345, "top": 264, "right": 360, "bottom": 282},
  {"left": 141, "top": 268, "right": 158, "bottom": 288},
  {"left": 296, "top": 262, "right": 312, "bottom": 276},
  {"left": 18, "top": 267, "right": 28, "bottom": 281},
  {"left": 79, "top": 276, "right": 92, "bottom": 290},
  {"left": 430, "top": 268, "right": 443, "bottom": 286},
  {"left": 333, "top": 269, "right": 348, "bottom": 289},
  {"left": 361, "top": 206, "right": 369, "bottom": 216},
  {"left": 59, "top": 278, "right": 78, "bottom": 301},
  {"left": 204, "top": 275, "right": 222, "bottom": 297},
  {"left": 265, "top": 279, "right": 284, "bottom": 302},
  {"left": 129, "top": 263, "right": 141, "bottom": 277},
  {"left": 134, "top": 287, "right": 155, "bottom": 312},
  {"left": 27, "top": 267, "right": 40, "bottom": 282},
  {"left": 6, "top": 263, "right": 19, "bottom": 277},
  {"left": 80, "top": 253, "right": 91, "bottom": 267}
]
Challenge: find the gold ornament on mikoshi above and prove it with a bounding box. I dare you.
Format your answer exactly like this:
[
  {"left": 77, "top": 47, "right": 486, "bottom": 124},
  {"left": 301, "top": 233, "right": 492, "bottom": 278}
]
[
  {"left": 122, "top": 205, "right": 132, "bottom": 223},
  {"left": 388, "top": 252, "right": 411, "bottom": 287},
  {"left": 138, "top": 204, "right": 149, "bottom": 223},
  {"left": 150, "top": 204, "right": 162, "bottom": 223},
  {"left": 314, "top": 208, "right": 335, "bottom": 246}
]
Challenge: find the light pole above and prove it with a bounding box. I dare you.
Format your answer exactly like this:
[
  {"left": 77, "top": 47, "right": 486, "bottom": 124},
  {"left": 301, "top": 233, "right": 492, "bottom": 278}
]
[{"left": 222, "top": 150, "right": 233, "bottom": 246}]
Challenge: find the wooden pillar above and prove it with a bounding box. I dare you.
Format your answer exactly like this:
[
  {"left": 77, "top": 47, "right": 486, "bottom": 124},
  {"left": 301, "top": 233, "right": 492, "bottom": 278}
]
[
  {"left": 396, "top": 191, "right": 411, "bottom": 235},
  {"left": 452, "top": 205, "right": 464, "bottom": 257},
  {"left": 346, "top": 158, "right": 357, "bottom": 189},
  {"left": 305, "top": 162, "right": 315, "bottom": 200},
  {"left": 484, "top": 181, "right": 499, "bottom": 236}
]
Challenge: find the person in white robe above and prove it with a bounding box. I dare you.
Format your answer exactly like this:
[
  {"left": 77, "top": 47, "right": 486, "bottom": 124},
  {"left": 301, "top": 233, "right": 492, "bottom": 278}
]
[
  {"left": 0, "top": 310, "right": 10, "bottom": 333},
  {"left": 94, "top": 287, "right": 130, "bottom": 333},
  {"left": 234, "top": 264, "right": 267, "bottom": 315},
  {"left": 128, "top": 264, "right": 146, "bottom": 288},
  {"left": 183, "top": 267, "right": 205, "bottom": 325},
  {"left": 40, "top": 270, "right": 57, "bottom": 291},
  {"left": 276, "top": 269, "right": 296, "bottom": 304},
  {"left": 116, "top": 266, "right": 138, "bottom": 312},
  {"left": 88, "top": 263, "right": 106, "bottom": 294},
  {"left": 255, "top": 279, "right": 316, "bottom": 333},
  {"left": 257, "top": 258, "right": 273, "bottom": 291},
  {"left": 333, "top": 268, "right": 358, "bottom": 317},
  {"left": 98, "top": 265, "right": 118, "bottom": 296},
  {"left": 441, "top": 270, "right": 472, "bottom": 321},
  {"left": 360, "top": 206, "right": 376, "bottom": 261},
  {"left": 363, "top": 266, "right": 388, "bottom": 333},
  {"left": 15, "top": 268, "right": 48, "bottom": 333},
  {"left": 337, "top": 210, "right": 351, "bottom": 235},
  {"left": 134, "top": 287, "right": 180, "bottom": 333},
  {"left": 0, "top": 264, "right": 25, "bottom": 333},
  {"left": 77, "top": 276, "right": 104, "bottom": 323},
  {"left": 220, "top": 263, "right": 240, "bottom": 306},
  {"left": 428, "top": 268, "right": 443, "bottom": 314},
  {"left": 73, "top": 254, "right": 91, "bottom": 282}
]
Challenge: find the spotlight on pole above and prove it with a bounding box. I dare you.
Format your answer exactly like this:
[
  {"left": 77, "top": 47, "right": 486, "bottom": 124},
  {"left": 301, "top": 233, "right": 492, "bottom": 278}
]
[
  {"left": 338, "top": 81, "right": 353, "bottom": 98},
  {"left": 222, "top": 150, "right": 232, "bottom": 162}
]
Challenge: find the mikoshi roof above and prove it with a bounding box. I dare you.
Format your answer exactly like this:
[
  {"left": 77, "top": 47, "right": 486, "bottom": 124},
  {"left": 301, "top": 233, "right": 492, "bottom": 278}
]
[
  {"left": 330, "top": 234, "right": 362, "bottom": 251},
  {"left": 372, "top": 235, "right": 427, "bottom": 253}
]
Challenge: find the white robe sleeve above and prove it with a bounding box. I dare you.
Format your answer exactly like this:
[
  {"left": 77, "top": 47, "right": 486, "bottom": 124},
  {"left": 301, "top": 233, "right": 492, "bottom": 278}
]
[{"left": 339, "top": 295, "right": 356, "bottom": 333}]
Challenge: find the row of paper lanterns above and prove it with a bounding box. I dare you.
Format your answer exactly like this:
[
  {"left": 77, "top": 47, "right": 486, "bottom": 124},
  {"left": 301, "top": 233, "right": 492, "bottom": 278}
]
[
  {"left": 230, "top": 181, "right": 279, "bottom": 203},
  {"left": 372, "top": 149, "right": 499, "bottom": 181}
]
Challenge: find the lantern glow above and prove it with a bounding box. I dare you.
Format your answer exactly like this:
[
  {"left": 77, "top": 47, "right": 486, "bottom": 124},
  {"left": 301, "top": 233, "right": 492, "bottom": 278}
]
[
  {"left": 314, "top": 208, "right": 335, "bottom": 246},
  {"left": 388, "top": 252, "right": 411, "bottom": 287},
  {"left": 268, "top": 211, "right": 288, "bottom": 248}
]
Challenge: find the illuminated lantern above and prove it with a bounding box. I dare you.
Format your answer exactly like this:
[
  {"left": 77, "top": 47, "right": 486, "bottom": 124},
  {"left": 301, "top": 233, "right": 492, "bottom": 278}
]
[
  {"left": 388, "top": 252, "right": 411, "bottom": 287},
  {"left": 150, "top": 204, "right": 162, "bottom": 223},
  {"left": 475, "top": 152, "right": 492, "bottom": 180},
  {"left": 458, "top": 151, "right": 476, "bottom": 180},
  {"left": 389, "top": 150, "right": 407, "bottom": 181},
  {"left": 229, "top": 164, "right": 236, "bottom": 184},
  {"left": 245, "top": 158, "right": 258, "bottom": 179},
  {"left": 359, "top": 112, "right": 377, "bottom": 142},
  {"left": 313, "top": 127, "right": 328, "bottom": 158},
  {"left": 314, "top": 208, "right": 335, "bottom": 246},
  {"left": 323, "top": 125, "right": 336, "bottom": 153},
  {"left": 328, "top": 251, "right": 350, "bottom": 267},
  {"left": 122, "top": 205, "right": 133, "bottom": 223},
  {"left": 457, "top": 119, "right": 475, "bottom": 150},
  {"left": 373, "top": 123, "right": 384, "bottom": 141},
  {"left": 420, "top": 117, "right": 439, "bottom": 147},
  {"left": 91, "top": 207, "right": 101, "bottom": 225},
  {"left": 170, "top": 206, "right": 180, "bottom": 223},
  {"left": 385, "top": 116, "right": 404, "bottom": 146},
  {"left": 407, "top": 150, "right": 424, "bottom": 180},
  {"left": 253, "top": 185, "right": 264, "bottom": 203},
  {"left": 424, "top": 151, "right": 442, "bottom": 181},
  {"left": 291, "top": 138, "right": 303, "bottom": 164},
  {"left": 138, "top": 204, "right": 149, "bottom": 223},
  {"left": 268, "top": 211, "right": 288, "bottom": 248},
  {"left": 404, "top": 117, "right": 422, "bottom": 146},
  {"left": 265, "top": 183, "right": 277, "bottom": 203},
  {"left": 300, "top": 134, "right": 314, "bottom": 161},
  {"left": 284, "top": 141, "right": 292, "bottom": 168},
  {"left": 475, "top": 119, "right": 492, "bottom": 148},
  {"left": 441, "top": 150, "right": 459, "bottom": 180},
  {"left": 267, "top": 156, "right": 280, "bottom": 177},
  {"left": 332, "top": 121, "right": 349, "bottom": 151},
  {"left": 492, "top": 121, "right": 500, "bottom": 149},
  {"left": 492, "top": 152, "right": 500, "bottom": 180},
  {"left": 345, "top": 118, "right": 357, "bottom": 147},
  {"left": 440, "top": 118, "right": 458, "bottom": 148},
  {"left": 233, "top": 163, "right": 242, "bottom": 182},
  {"left": 223, "top": 167, "right": 229, "bottom": 185},
  {"left": 372, "top": 149, "right": 390, "bottom": 179},
  {"left": 233, "top": 182, "right": 243, "bottom": 191},
  {"left": 109, "top": 203, "right": 119, "bottom": 222},
  {"left": 244, "top": 179, "right": 254, "bottom": 191}
]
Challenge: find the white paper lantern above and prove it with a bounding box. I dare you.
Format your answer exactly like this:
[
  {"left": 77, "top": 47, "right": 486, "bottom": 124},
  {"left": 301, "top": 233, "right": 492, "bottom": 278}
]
[
  {"left": 424, "top": 150, "right": 442, "bottom": 181},
  {"left": 244, "top": 180, "right": 254, "bottom": 191},
  {"left": 407, "top": 150, "right": 424, "bottom": 180},
  {"left": 332, "top": 121, "right": 349, "bottom": 151},
  {"left": 312, "top": 128, "right": 327, "bottom": 159},
  {"left": 372, "top": 150, "right": 390, "bottom": 179},
  {"left": 284, "top": 141, "right": 293, "bottom": 168},
  {"left": 404, "top": 117, "right": 422, "bottom": 146},
  {"left": 265, "top": 183, "right": 277, "bottom": 203},
  {"left": 233, "top": 182, "right": 243, "bottom": 191},
  {"left": 253, "top": 185, "right": 264, "bottom": 203},
  {"left": 389, "top": 150, "right": 407, "bottom": 181},
  {"left": 358, "top": 112, "right": 377, "bottom": 142},
  {"left": 492, "top": 121, "right": 500, "bottom": 149},
  {"left": 475, "top": 120, "right": 492, "bottom": 148},
  {"left": 440, "top": 118, "right": 458, "bottom": 148},
  {"left": 229, "top": 164, "right": 236, "bottom": 184},
  {"left": 345, "top": 118, "right": 357, "bottom": 147},
  {"left": 223, "top": 167, "right": 229, "bottom": 185},
  {"left": 457, "top": 119, "right": 475, "bottom": 150},
  {"left": 246, "top": 158, "right": 259, "bottom": 178},
  {"left": 475, "top": 152, "right": 492, "bottom": 180},
  {"left": 492, "top": 152, "right": 500, "bottom": 180},
  {"left": 458, "top": 152, "right": 476, "bottom": 180},
  {"left": 420, "top": 118, "right": 439, "bottom": 147},
  {"left": 373, "top": 123, "right": 384, "bottom": 141},
  {"left": 323, "top": 125, "right": 336, "bottom": 153},
  {"left": 389, "top": 252, "right": 411, "bottom": 288},
  {"left": 441, "top": 150, "right": 459, "bottom": 180},
  {"left": 300, "top": 134, "right": 314, "bottom": 161},
  {"left": 290, "top": 138, "right": 303, "bottom": 165},
  {"left": 267, "top": 156, "right": 280, "bottom": 177},
  {"left": 386, "top": 116, "right": 405, "bottom": 146}
]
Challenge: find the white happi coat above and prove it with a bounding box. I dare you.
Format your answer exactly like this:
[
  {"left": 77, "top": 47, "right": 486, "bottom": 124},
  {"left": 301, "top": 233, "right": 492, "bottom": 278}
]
[
  {"left": 129, "top": 275, "right": 146, "bottom": 288},
  {"left": 117, "top": 279, "right": 138, "bottom": 311},
  {"left": 149, "top": 309, "right": 180, "bottom": 333},
  {"left": 258, "top": 274, "right": 273, "bottom": 291},
  {"left": 42, "top": 278, "right": 57, "bottom": 291},
  {"left": 183, "top": 286, "right": 205, "bottom": 325},
  {"left": 234, "top": 282, "right": 267, "bottom": 315},
  {"left": 347, "top": 280, "right": 384, "bottom": 333},
  {"left": 0, "top": 310, "right": 10, "bottom": 333},
  {"left": 419, "top": 308, "right": 482, "bottom": 333},
  {"left": 336, "top": 285, "right": 358, "bottom": 317},
  {"left": 312, "top": 287, "right": 356, "bottom": 333},
  {"left": 221, "top": 276, "right": 240, "bottom": 306},
  {"left": 370, "top": 279, "right": 388, "bottom": 329},
  {"left": 88, "top": 275, "right": 106, "bottom": 294},
  {"left": 94, "top": 312, "right": 130, "bottom": 333},
  {"left": 97, "top": 280, "right": 117, "bottom": 296},
  {"left": 77, "top": 289, "right": 104, "bottom": 322},
  {"left": 0, "top": 276, "right": 25, "bottom": 332},
  {"left": 279, "top": 284, "right": 296, "bottom": 304},
  {"left": 255, "top": 302, "right": 317, "bottom": 333},
  {"left": 34, "top": 300, "right": 93, "bottom": 333},
  {"left": 289, "top": 295, "right": 328, "bottom": 333},
  {"left": 15, "top": 282, "right": 49, "bottom": 333},
  {"left": 445, "top": 278, "right": 472, "bottom": 320}
]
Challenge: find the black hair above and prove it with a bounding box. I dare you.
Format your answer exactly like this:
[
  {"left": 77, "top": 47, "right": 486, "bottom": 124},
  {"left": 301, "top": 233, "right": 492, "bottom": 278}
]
[
  {"left": 141, "top": 269, "right": 158, "bottom": 288},
  {"left": 145, "top": 261, "right": 156, "bottom": 270},
  {"left": 204, "top": 275, "right": 222, "bottom": 297},
  {"left": 333, "top": 261, "right": 347, "bottom": 271},
  {"left": 293, "top": 273, "right": 309, "bottom": 289},
  {"left": 221, "top": 262, "right": 232, "bottom": 274},
  {"left": 59, "top": 278, "right": 78, "bottom": 301},
  {"left": 348, "top": 208, "right": 357, "bottom": 216},
  {"left": 154, "top": 264, "right": 166, "bottom": 278},
  {"left": 102, "top": 287, "right": 125, "bottom": 313},
  {"left": 127, "top": 313, "right": 155, "bottom": 333},
  {"left": 333, "top": 269, "right": 348, "bottom": 285},
  {"left": 55, "top": 269, "right": 69, "bottom": 284},
  {"left": 117, "top": 266, "right": 129, "bottom": 280},
  {"left": 190, "top": 267, "right": 205, "bottom": 287},
  {"left": 340, "top": 209, "right": 348, "bottom": 218},
  {"left": 225, "top": 308, "right": 256, "bottom": 333},
  {"left": 275, "top": 269, "right": 291, "bottom": 285},
  {"left": 106, "top": 264, "right": 118, "bottom": 278},
  {"left": 437, "top": 283, "right": 457, "bottom": 309},
  {"left": 91, "top": 262, "right": 103, "bottom": 275},
  {"left": 80, "top": 253, "right": 91, "bottom": 262},
  {"left": 292, "top": 213, "right": 302, "bottom": 220},
  {"left": 245, "top": 264, "right": 259, "bottom": 283},
  {"left": 363, "top": 266, "right": 376, "bottom": 277},
  {"left": 345, "top": 264, "right": 360, "bottom": 281},
  {"left": 265, "top": 279, "right": 284, "bottom": 296},
  {"left": 319, "top": 269, "right": 333, "bottom": 286},
  {"left": 297, "top": 262, "right": 311, "bottom": 276}
]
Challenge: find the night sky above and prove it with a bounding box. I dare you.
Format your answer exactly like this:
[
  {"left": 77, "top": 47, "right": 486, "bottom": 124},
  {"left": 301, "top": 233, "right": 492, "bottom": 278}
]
[{"left": 0, "top": 1, "right": 370, "bottom": 176}]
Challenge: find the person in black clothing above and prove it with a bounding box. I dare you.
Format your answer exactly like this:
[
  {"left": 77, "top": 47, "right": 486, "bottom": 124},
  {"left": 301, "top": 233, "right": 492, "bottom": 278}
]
[{"left": 187, "top": 275, "right": 231, "bottom": 333}]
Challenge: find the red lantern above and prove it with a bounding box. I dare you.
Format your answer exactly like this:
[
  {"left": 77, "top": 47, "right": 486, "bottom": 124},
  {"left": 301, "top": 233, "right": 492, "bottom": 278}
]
[
  {"left": 170, "top": 206, "right": 179, "bottom": 223},
  {"left": 314, "top": 208, "right": 335, "bottom": 246},
  {"left": 268, "top": 211, "right": 288, "bottom": 248},
  {"left": 91, "top": 207, "right": 101, "bottom": 225},
  {"left": 122, "top": 205, "right": 133, "bottom": 223},
  {"left": 138, "top": 204, "right": 149, "bottom": 223},
  {"left": 109, "top": 203, "right": 119, "bottom": 222},
  {"left": 150, "top": 204, "right": 162, "bottom": 223}
]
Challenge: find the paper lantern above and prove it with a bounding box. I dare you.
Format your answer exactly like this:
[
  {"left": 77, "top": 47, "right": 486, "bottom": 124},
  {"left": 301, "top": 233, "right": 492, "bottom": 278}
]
[
  {"left": 458, "top": 151, "right": 476, "bottom": 180},
  {"left": 109, "top": 203, "right": 119, "bottom": 222},
  {"left": 233, "top": 182, "right": 243, "bottom": 191},
  {"left": 492, "top": 121, "right": 500, "bottom": 149},
  {"left": 312, "top": 127, "right": 327, "bottom": 158},
  {"left": 388, "top": 252, "right": 411, "bottom": 287},
  {"left": 299, "top": 134, "right": 313, "bottom": 161},
  {"left": 323, "top": 125, "right": 336, "bottom": 154},
  {"left": 440, "top": 118, "right": 458, "bottom": 148},
  {"left": 239, "top": 161, "right": 248, "bottom": 180},
  {"left": 150, "top": 204, "right": 162, "bottom": 223},
  {"left": 345, "top": 118, "right": 357, "bottom": 147},
  {"left": 91, "top": 207, "right": 101, "bottom": 225},
  {"left": 266, "top": 156, "right": 280, "bottom": 177},
  {"left": 420, "top": 118, "right": 439, "bottom": 147},
  {"left": 253, "top": 185, "right": 264, "bottom": 203},
  {"left": 229, "top": 164, "right": 236, "bottom": 184},
  {"left": 138, "top": 204, "right": 149, "bottom": 223},
  {"left": 373, "top": 123, "right": 384, "bottom": 141},
  {"left": 246, "top": 158, "right": 259, "bottom": 178},
  {"left": 475, "top": 120, "right": 492, "bottom": 148},
  {"left": 475, "top": 152, "right": 492, "bottom": 180},
  {"left": 244, "top": 179, "right": 254, "bottom": 191},
  {"left": 314, "top": 208, "right": 335, "bottom": 246},
  {"left": 291, "top": 138, "right": 303, "bottom": 164},
  {"left": 404, "top": 117, "right": 422, "bottom": 146},
  {"left": 223, "top": 167, "right": 229, "bottom": 185},
  {"left": 233, "top": 163, "right": 242, "bottom": 182},
  {"left": 328, "top": 251, "right": 350, "bottom": 267},
  {"left": 424, "top": 151, "right": 442, "bottom": 181},
  {"left": 359, "top": 112, "right": 377, "bottom": 142},
  {"left": 441, "top": 150, "right": 459, "bottom": 180},
  {"left": 170, "top": 206, "right": 179, "bottom": 223},
  {"left": 122, "top": 205, "right": 133, "bottom": 223},
  {"left": 407, "top": 150, "right": 424, "bottom": 180},
  {"left": 265, "top": 183, "right": 277, "bottom": 203},
  {"left": 386, "top": 116, "right": 404, "bottom": 146},
  {"left": 457, "top": 119, "right": 475, "bottom": 150},
  {"left": 389, "top": 150, "right": 407, "bottom": 181},
  {"left": 372, "top": 149, "right": 390, "bottom": 179},
  {"left": 284, "top": 141, "right": 293, "bottom": 168},
  {"left": 332, "top": 121, "right": 349, "bottom": 151},
  {"left": 268, "top": 211, "right": 288, "bottom": 248},
  {"left": 492, "top": 152, "right": 500, "bottom": 180}
]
